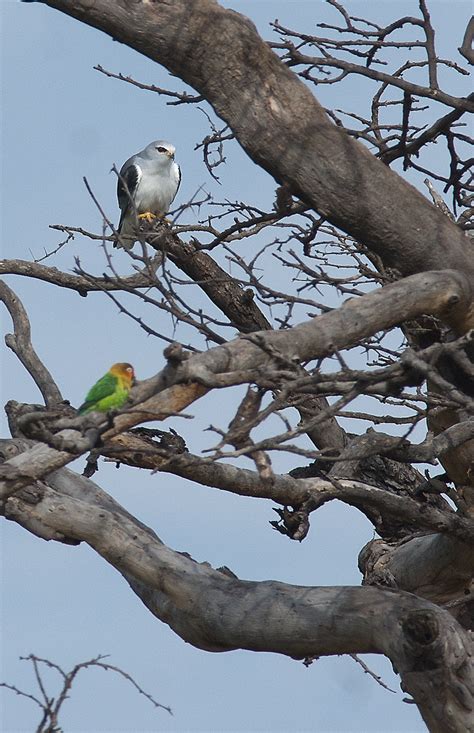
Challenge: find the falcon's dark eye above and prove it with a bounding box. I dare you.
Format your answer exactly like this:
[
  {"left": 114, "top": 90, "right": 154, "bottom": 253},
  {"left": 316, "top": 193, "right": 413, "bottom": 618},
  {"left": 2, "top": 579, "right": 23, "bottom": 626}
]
[{"left": 156, "top": 146, "right": 167, "bottom": 153}]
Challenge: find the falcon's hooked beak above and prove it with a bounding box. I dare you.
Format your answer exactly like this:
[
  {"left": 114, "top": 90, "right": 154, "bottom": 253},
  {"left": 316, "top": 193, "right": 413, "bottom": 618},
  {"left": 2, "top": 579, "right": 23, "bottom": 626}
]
[{"left": 166, "top": 150, "right": 175, "bottom": 159}]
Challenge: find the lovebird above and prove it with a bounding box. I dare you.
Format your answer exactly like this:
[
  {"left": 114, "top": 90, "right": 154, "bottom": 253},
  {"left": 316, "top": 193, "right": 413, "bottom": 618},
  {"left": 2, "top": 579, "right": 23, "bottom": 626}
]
[{"left": 78, "top": 363, "right": 135, "bottom": 415}]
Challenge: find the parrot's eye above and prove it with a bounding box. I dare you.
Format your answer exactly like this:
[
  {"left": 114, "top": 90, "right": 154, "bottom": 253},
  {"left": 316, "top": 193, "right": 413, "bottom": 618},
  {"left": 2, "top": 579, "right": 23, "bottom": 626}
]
[
  {"left": 126, "top": 367, "right": 133, "bottom": 373},
  {"left": 156, "top": 146, "right": 167, "bottom": 153}
]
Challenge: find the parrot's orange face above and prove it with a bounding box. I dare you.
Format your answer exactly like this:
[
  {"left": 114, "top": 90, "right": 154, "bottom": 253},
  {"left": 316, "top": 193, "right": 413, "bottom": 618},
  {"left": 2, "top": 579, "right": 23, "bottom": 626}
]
[{"left": 110, "top": 362, "right": 135, "bottom": 386}]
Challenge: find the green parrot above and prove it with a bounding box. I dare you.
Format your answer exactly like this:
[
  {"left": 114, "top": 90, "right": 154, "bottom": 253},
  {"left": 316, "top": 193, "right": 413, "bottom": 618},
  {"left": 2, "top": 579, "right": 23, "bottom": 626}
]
[{"left": 78, "top": 362, "right": 135, "bottom": 415}]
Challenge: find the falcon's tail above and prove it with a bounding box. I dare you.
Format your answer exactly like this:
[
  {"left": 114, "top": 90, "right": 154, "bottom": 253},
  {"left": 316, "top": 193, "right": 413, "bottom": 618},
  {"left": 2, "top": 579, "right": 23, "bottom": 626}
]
[{"left": 114, "top": 212, "right": 135, "bottom": 250}]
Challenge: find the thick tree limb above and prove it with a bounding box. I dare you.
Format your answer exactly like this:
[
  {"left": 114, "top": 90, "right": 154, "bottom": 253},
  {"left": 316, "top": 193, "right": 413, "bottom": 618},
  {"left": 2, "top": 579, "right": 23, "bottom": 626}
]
[
  {"left": 2, "top": 434, "right": 473, "bottom": 601},
  {"left": 2, "top": 470, "right": 472, "bottom": 733},
  {"left": 359, "top": 535, "right": 474, "bottom": 607},
  {"left": 109, "top": 269, "right": 471, "bottom": 437},
  {"left": 0, "top": 429, "right": 97, "bottom": 500},
  {"left": 100, "top": 433, "right": 474, "bottom": 543},
  {"left": 36, "top": 0, "right": 474, "bottom": 332}
]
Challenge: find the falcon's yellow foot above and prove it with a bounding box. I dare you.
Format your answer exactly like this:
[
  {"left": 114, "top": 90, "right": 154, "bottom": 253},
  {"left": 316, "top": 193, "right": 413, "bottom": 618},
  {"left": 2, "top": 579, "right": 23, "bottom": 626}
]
[{"left": 138, "top": 211, "right": 156, "bottom": 223}]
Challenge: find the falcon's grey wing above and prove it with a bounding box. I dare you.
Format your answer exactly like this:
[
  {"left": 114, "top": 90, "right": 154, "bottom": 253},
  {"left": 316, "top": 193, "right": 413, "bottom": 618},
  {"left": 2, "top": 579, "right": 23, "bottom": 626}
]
[{"left": 117, "top": 162, "right": 142, "bottom": 232}]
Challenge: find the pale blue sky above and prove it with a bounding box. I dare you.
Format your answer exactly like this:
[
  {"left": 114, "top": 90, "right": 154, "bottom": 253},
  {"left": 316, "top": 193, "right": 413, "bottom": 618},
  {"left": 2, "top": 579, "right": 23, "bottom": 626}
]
[{"left": 1, "top": 1, "right": 471, "bottom": 730}]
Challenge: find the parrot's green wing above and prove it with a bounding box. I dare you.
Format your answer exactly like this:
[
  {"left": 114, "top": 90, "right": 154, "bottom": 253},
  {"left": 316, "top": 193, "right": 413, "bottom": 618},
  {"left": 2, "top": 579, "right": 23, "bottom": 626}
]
[{"left": 78, "top": 372, "right": 118, "bottom": 414}]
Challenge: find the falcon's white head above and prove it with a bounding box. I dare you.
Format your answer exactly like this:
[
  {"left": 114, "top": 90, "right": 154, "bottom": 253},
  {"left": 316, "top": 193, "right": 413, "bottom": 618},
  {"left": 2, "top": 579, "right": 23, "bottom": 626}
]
[{"left": 143, "top": 140, "right": 176, "bottom": 163}]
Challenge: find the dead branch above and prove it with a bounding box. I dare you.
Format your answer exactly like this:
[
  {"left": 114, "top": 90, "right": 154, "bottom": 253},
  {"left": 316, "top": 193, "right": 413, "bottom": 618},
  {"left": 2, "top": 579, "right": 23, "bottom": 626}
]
[{"left": 0, "top": 281, "right": 63, "bottom": 407}]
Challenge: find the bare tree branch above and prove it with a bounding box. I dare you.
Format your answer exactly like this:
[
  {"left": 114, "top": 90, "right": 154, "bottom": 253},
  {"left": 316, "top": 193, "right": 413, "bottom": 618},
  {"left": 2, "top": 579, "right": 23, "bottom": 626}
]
[
  {"left": 0, "top": 281, "right": 63, "bottom": 406},
  {"left": 0, "top": 253, "right": 164, "bottom": 293},
  {"left": 1, "top": 652, "right": 171, "bottom": 731}
]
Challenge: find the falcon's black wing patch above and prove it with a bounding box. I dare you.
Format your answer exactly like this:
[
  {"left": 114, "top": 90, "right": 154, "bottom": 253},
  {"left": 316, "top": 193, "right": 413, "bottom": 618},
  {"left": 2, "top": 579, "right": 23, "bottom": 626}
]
[
  {"left": 117, "top": 163, "right": 141, "bottom": 229},
  {"left": 175, "top": 164, "right": 182, "bottom": 197}
]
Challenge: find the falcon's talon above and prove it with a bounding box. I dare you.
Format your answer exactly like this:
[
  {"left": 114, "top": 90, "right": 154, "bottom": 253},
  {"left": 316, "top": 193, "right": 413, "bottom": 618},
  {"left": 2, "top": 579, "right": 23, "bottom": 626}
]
[{"left": 138, "top": 212, "right": 156, "bottom": 223}]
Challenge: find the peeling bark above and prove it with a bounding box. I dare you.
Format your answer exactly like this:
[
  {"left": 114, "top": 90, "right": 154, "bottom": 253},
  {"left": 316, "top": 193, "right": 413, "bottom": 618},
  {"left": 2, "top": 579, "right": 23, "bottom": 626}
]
[{"left": 359, "top": 536, "right": 474, "bottom": 607}]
